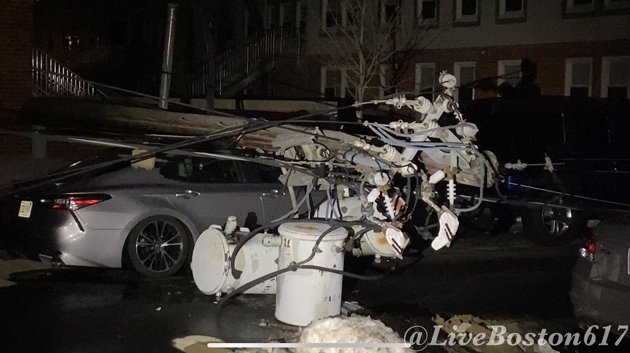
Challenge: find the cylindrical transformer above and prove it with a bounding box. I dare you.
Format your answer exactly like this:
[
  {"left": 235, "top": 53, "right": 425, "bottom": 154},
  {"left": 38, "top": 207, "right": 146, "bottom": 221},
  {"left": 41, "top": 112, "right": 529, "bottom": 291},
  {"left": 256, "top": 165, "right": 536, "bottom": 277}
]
[
  {"left": 275, "top": 222, "right": 348, "bottom": 326},
  {"left": 191, "top": 228, "right": 279, "bottom": 295}
]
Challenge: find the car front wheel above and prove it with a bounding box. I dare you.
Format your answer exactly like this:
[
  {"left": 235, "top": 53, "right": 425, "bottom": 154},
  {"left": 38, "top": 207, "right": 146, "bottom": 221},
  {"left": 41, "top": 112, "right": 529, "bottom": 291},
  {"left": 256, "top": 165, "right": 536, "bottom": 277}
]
[{"left": 126, "top": 216, "right": 191, "bottom": 278}]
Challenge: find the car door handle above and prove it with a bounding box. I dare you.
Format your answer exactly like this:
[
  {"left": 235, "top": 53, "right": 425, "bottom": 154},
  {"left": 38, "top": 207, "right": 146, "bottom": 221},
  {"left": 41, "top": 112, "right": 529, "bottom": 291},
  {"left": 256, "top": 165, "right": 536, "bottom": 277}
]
[
  {"left": 261, "top": 189, "right": 284, "bottom": 198},
  {"left": 175, "top": 190, "right": 201, "bottom": 198}
]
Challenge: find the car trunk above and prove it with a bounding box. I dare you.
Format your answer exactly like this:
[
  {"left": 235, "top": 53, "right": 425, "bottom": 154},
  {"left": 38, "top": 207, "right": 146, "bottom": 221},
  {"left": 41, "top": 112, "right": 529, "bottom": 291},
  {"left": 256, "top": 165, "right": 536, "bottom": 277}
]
[{"left": 590, "top": 221, "right": 630, "bottom": 287}]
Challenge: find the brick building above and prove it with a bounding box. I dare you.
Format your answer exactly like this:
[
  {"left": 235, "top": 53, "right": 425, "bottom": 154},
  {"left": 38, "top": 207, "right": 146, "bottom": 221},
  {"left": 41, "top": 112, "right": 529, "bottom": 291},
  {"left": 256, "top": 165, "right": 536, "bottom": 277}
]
[
  {"left": 230, "top": 0, "right": 630, "bottom": 107},
  {"left": 0, "top": 0, "right": 34, "bottom": 124}
]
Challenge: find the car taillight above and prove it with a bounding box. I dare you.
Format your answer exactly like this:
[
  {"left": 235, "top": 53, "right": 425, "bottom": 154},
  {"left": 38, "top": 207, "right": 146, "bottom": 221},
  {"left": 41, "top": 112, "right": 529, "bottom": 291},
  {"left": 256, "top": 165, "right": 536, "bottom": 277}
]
[
  {"left": 41, "top": 194, "right": 111, "bottom": 211},
  {"left": 579, "top": 234, "right": 596, "bottom": 262}
]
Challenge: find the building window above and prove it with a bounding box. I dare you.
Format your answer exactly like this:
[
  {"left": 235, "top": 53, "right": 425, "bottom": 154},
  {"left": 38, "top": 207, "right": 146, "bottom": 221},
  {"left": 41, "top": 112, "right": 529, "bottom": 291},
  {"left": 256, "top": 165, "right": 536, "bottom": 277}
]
[
  {"left": 454, "top": 62, "right": 476, "bottom": 108},
  {"left": 322, "top": 0, "right": 342, "bottom": 29},
  {"left": 380, "top": 0, "right": 401, "bottom": 26},
  {"left": 565, "top": 58, "right": 592, "bottom": 97},
  {"left": 563, "top": 0, "right": 595, "bottom": 14},
  {"left": 417, "top": 0, "right": 439, "bottom": 26},
  {"left": 322, "top": 67, "right": 343, "bottom": 99},
  {"left": 601, "top": 56, "right": 630, "bottom": 99},
  {"left": 267, "top": 3, "right": 279, "bottom": 30},
  {"left": 280, "top": 2, "right": 297, "bottom": 28},
  {"left": 496, "top": 0, "right": 526, "bottom": 22},
  {"left": 379, "top": 64, "right": 396, "bottom": 97},
  {"left": 454, "top": 0, "right": 480, "bottom": 25},
  {"left": 321, "top": 67, "right": 360, "bottom": 99},
  {"left": 415, "top": 63, "right": 436, "bottom": 98},
  {"left": 498, "top": 60, "right": 522, "bottom": 88},
  {"left": 603, "top": 0, "right": 630, "bottom": 9}
]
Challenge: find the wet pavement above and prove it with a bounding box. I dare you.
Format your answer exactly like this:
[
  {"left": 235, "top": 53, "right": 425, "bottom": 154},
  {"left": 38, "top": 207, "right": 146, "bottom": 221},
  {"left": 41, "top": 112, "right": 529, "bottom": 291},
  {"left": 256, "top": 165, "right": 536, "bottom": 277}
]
[{"left": 0, "top": 233, "right": 627, "bottom": 352}]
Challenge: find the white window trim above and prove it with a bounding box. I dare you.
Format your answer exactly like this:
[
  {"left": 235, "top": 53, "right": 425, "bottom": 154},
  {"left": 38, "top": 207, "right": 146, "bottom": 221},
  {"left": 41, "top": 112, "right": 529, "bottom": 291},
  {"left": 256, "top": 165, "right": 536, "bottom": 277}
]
[
  {"left": 378, "top": 64, "right": 395, "bottom": 98},
  {"left": 415, "top": 62, "right": 436, "bottom": 95},
  {"left": 280, "top": 1, "right": 303, "bottom": 28},
  {"left": 455, "top": 0, "right": 479, "bottom": 23},
  {"left": 565, "top": 57, "right": 593, "bottom": 97},
  {"left": 321, "top": 0, "right": 350, "bottom": 31},
  {"left": 497, "top": 59, "right": 522, "bottom": 86},
  {"left": 381, "top": 0, "right": 402, "bottom": 27},
  {"left": 321, "top": 66, "right": 351, "bottom": 99},
  {"left": 601, "top": 56, "right": 630, "bottom": 99},
  {"left": 321, "top": 0, "right": 337, "bottom": 31},
  {"left": 417, "top": 0, "right": 438, "bottom": 26},
  {"left": 454, "top": 61, "right": 476, "bottom": 101},
  {"left": 498, "top": 0, "right": 525, "bottom": 19},
  {"left": 604, "top": 0, "right": 630, "bottom": 9},
  {"left": 565, "top": 0, "right": 595, "bottom": 13}
]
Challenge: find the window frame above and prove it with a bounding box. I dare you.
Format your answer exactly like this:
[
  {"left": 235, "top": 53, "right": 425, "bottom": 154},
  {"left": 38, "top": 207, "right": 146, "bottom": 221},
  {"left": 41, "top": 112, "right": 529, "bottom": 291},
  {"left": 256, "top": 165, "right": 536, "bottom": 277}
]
[
  {"left": 496, "top": 0, "right": 526, "bottom": 23},
  {"left": 564, "top": 57, "right": 593, "bottom": 97},
  {"left": 454, "top": 0, "right": 481, "bottom": 26},
  {"left": 380, "top": 0, "right": 403, "bottom": 28},
  {"left": 321, "top": 66, "right": 356, "bottom": 99},
  {"left": 563, "top": 0, "right": 595, "bottom": 16},
  {"left": 497, "top": 59, "right": 522, "bottom": 87},
  {"left": 603, "top": 0, "right": 630, "bottom": 9},
  {"left": 601, "top": 56, "right": 630, "bottom": 99},
  {"left": 415, "top": 62, "right": 436, "bottom": 96},
  {"left": 454, "top": 61, "right": 476, "bottom": 102},
  {"left": 321, "top": 0, "right": 343, "bottom": 31},
  {"left": 379, "top": 64, "right": 396, "bottom": 98},
  {"left": 416, "top": 0, "right": 440, "bottom": 27}
]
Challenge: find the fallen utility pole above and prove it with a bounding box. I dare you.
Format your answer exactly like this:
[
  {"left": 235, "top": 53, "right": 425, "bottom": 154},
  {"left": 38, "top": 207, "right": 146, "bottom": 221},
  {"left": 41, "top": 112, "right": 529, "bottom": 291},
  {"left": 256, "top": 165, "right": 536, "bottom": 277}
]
[{"left": 159, "top": 3, "right": 178, "bottom": 110}]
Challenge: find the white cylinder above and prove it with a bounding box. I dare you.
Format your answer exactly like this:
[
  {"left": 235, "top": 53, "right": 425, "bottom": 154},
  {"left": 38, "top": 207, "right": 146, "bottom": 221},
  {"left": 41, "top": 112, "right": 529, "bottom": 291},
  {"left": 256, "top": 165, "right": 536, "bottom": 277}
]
[
  {"left": 275, "top": 222, "right": 348, "bottom": 326},
  {"left": 191, "top": 228, "right": 279, "bottom": 295},
  {"left": 357, "top": 230, "right": 398, "bottom": 258}
]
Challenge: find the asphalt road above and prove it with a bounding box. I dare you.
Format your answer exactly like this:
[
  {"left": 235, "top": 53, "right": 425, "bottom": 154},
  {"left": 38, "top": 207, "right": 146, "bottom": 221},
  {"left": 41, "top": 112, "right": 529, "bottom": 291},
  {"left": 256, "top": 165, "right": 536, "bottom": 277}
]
[{"left": 0, "top": 232, "right": 626, "bottom": 353}]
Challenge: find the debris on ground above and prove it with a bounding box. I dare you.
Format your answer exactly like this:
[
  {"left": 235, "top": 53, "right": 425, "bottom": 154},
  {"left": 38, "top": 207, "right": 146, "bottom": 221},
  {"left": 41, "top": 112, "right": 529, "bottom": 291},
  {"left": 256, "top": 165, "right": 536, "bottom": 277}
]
[
  {"left": 172, "top": 315, "right": 410, "bottom": 353},
  {"left": 0, "top": 259, "right": 51, "bottom": 287},
  {"left": 299, "top": 315, "right": 412, "bottom": 353},
  {"left": 434, "top": 315, "right": 559, "bottom": 353},
  {"left": 172, "top": 335, "right": 231, "bottom": 353}
]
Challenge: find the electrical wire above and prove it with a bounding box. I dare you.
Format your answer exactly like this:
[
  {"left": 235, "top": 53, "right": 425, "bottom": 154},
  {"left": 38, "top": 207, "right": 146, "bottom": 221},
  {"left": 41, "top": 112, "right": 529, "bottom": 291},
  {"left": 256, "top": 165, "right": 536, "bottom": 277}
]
[{"left": 217, "top": 263, "right": 382, "bottom": 308}]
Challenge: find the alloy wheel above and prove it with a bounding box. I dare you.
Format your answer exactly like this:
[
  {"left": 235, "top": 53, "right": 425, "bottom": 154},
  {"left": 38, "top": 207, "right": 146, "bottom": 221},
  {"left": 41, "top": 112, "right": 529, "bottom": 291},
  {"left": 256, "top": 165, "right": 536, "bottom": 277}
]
[{"left": 135, "top": 219, "right": 184, "bottom": 273}]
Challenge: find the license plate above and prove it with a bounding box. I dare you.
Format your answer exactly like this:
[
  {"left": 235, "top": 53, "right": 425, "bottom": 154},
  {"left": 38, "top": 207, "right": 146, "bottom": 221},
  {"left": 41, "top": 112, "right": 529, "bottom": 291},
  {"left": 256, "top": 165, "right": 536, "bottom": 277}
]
[{"left": 18, "top": 201, "right": 33, "bottom": 218}]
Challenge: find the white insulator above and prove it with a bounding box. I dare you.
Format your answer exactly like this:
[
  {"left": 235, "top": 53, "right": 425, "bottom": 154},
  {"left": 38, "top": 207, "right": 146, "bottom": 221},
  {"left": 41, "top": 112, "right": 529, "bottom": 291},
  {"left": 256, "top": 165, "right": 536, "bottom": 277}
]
[
  {"left": 381, "top": 193, "right": 397, "bottom": 221},
  {"left": 395, "top": 96, "right": 406, "bottom": 109},
  {"left": 389, "top": 120, "right": 408, "bottom": 130},
  {"left": 447, "top": 179, "right": 456, "bottom": 208},
  {"left": 440, "top": 73, "right": 457, "bottom": 88},
  {"left": 224, "top": 216, "right": 237, "bottom": 235},
  {"left": 414, "top": 96, "right": 434, "bottom": 114},
  {"left": 373, "top": 172, "right": 390, "bottom": 186},
  {"left": 379, "top": 145, "right": 399, "bottom": 162},
  {"left": 429, "top": 170, "right": 446, "bottom": 184}
]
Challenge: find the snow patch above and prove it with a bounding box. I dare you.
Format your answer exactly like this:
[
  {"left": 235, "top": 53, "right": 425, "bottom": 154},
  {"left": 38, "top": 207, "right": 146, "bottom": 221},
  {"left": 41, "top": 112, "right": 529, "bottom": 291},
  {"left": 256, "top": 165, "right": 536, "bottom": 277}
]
[{"left": 299, "top": 315, "right": 411, "bottom": 353}]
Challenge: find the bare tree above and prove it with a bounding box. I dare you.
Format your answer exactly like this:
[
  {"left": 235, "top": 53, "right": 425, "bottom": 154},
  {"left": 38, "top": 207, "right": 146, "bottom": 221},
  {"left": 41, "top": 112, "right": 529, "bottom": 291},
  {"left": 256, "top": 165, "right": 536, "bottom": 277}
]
[{"left": 316, "top": 0, "right": 429, "bottom": 118}]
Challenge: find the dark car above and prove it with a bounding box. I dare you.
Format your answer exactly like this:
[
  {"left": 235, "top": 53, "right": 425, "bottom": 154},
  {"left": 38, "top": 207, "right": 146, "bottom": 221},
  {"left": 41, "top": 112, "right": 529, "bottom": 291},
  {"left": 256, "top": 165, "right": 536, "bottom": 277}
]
[
  {"left": 463, "top": 96, "right": 630, "bottom": 245},
  {"left": 570, "top": 217, "right": 630, "bottom": 335}
]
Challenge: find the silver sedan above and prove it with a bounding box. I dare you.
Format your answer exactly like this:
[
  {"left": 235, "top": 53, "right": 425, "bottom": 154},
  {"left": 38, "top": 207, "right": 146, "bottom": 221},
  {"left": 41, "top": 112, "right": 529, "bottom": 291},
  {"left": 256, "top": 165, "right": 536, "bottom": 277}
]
[{"left": 2, "top": 153, "right": 294, "bottom": 277}]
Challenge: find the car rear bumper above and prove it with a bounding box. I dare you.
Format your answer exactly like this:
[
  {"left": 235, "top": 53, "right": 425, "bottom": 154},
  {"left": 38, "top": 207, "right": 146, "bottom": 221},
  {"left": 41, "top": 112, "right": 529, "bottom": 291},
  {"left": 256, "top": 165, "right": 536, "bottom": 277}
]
[
  {"left": 570, "top": 259, "right": 630, "bottom": 328},
  {"left": 3, "top": 206, "right": 127, "bottom": 268}
]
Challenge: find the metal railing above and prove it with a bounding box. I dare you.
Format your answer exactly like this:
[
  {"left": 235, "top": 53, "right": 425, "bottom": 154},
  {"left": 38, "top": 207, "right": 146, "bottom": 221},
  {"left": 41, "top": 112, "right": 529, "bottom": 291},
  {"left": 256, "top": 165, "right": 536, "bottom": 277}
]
[
  {"left": 32, "top": 47, "right": 103, "bottom": 97},
  {"left": 191, "top": 27, "right": 301, "bottom": 97}
]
